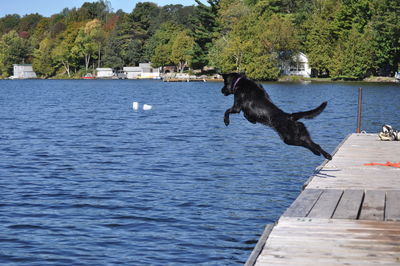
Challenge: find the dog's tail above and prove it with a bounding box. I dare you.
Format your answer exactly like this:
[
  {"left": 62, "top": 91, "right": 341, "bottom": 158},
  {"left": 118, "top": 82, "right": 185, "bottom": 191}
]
[{"left": 289, "top": 101, "right": 327, "bottom": 121}]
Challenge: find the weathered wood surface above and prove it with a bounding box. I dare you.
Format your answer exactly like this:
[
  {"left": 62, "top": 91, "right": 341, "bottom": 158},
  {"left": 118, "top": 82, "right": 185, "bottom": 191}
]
[
  {"left": 255, "top": 217, "right": 400, "bottom": 266},
  {"left": 386, "top": 190, "right": 400, "bottom": 221},
  {"left": 245, "top": 224, "right": 275, "bottom": 266},
  {"left": 282, "top": 189, "right": 322, "bottom": 217},
  {"left": 307, "top": 189, "right": 342, "bottom": 218},
  {"left": 359, "top": 190, "right": 386, "bottom": 220},
  {"left": 331, "top": 189, "right": 363, "bottom": 219},
  {"left": 307, "top": 134, "right": 400, "bottom": 190},
  {"left": 283, "top": 189, "right": 400, "bottom": 221},
  {"left": 252, "top": 134, "right": 400, "bottom": 265}
]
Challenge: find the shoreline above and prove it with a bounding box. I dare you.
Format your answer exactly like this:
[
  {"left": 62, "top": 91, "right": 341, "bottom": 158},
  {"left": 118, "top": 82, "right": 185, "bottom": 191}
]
[
  {"left": 278, "top": 75, "right": 398, "bottom": 83},
  {"left": 0, "top": 76, "right": 398, "bottom": 83}
]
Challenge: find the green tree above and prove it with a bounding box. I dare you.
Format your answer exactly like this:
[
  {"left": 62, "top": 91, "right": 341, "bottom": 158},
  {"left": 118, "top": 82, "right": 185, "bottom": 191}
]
[
  {"left": 157, "top": 5, "right": 196, "bottom": 29},
  {"left": 32, "top": 17, "right": 50, "bottom": 40},
  {"left": 332, "top": 0, "right": 371, "bottom": 35},
  {"left": 330, "top": 27, "right": 375, "bottom": 79},
  {"left": 257, "top": 14, "right": 299, "bottom": 62},
  {"left": 0, "top": 14, "right": 21, "bottom": 35},
  {"left": 85, "top": 19, "right": 107, "bottom": 67},
  {"left": 171, "top": 30, "right": 195, "bottom": 72},
  {"left": 72, "top": 21, "right": 99, "bottom": 72},
  {"left": 192, "top": 0, "right": 220, "bottom": 68},
  {"left": 210, "top": 8, "right": 294, "bottom": 80},
  {"left": 145, "top": 22, "right": 183, "bottom": 67},
  {"left": 151, "top": 44, "right": 171, "bottom": 70},
  {"left": 102, "top": 30, "right": 124, "bottom": 68},
  {"left": 17, "top": 13, "right": 43, "bottom": 35},
  {"left": 243, "top": 53, "right": 280, "bottom": 80},
  {"left": 77, "top": 0, "right": 112, "bottom": 21},
  {"left": 243, "top": 14, "right": 297, "bottom": 80},
  {"left": 304, "top": 15, "right": 336, "bottom": 77},
  {"left": 108, "top": 12, "right": 146, "bottom": 66},
  {"left": 0, "top": 30, "right": 31, "bottom": 76},
  {"left": 369, "top": 0, "right": 400, "bottom": 75},
  {"left": 52, "top": 40, "right": 74, "bottom": 77},
  {"left": 208, "top": 37, "right": 234, "bottom": 72},
  {"left": 210, "top": 14, "right": 253, "bottom": 73},
  {"left": 51, "top": 22, "right": 82, "bottom": 77},
  {"left": 130, "top": 2, "right": 160, "bottom": 36},
  {"left": 217, "top": 0, "right": 249, "bottom": 34},
  {"left": 33, "top": 38, "right": 55, "bottom": 77}
]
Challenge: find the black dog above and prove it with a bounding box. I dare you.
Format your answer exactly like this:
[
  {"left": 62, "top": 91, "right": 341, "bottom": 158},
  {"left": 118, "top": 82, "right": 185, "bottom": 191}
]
[{"left": 221, "top": 73, "right": 332, "bottom": 160}]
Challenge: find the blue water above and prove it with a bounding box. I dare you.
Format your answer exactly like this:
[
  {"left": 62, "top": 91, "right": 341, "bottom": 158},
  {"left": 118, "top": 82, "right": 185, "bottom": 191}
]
[{"left": 0, "top": 80, "right": 399, "bottom": 265}]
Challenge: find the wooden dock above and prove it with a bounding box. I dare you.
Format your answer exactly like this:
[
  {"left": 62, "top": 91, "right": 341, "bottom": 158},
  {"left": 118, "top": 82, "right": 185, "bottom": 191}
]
[{"left": 247, "top": 133, "right": 400, "bottom": 265}]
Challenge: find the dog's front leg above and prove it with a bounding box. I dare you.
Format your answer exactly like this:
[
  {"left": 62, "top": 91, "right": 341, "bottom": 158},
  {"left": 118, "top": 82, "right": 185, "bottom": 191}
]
[{"left": 224, "top": 105, "right": 241, "bottom": 126}]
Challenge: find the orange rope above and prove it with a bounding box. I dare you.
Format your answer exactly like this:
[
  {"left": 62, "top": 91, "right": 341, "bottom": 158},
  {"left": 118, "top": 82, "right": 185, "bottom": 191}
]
[{"left": 364, "top": 161, "right": 400, "bottom": 168}]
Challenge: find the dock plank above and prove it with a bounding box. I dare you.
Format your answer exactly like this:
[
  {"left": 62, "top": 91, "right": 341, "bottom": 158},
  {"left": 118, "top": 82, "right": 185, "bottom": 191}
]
[
  {"left": 307, "top": 190, "right": 343, "bottom": 218},
  {"left": 386, "top": 190, "right": 400, "bottom": 221},
  {"left": 332, "top": 190, "right": 364, "bottom": 219},
  {"left": 282, "top": 189, "right": 322, "bottom": 217},
  {"left": 359, "top": 190, "right": 385, "bottom": 220}
]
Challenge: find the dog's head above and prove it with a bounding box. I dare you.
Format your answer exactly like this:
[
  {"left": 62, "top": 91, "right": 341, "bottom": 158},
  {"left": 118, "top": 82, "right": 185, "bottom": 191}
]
[{"left": 221, "top": 73, "right": 244, "bottom": 96}]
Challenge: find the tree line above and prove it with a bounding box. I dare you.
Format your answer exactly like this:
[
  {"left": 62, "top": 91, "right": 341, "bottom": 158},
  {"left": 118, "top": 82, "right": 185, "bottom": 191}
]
[{"left": 0, "top": 0, "right": 399, "bottom": 80}]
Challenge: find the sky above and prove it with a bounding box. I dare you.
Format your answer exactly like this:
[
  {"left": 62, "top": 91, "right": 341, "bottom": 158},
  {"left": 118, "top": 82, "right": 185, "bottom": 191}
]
[{"left": 0, "top": 0, "right": 198, "bottom": 17}]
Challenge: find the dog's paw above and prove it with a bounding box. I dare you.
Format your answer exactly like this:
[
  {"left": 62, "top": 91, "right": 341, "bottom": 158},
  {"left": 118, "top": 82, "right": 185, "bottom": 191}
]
[
  {"left": 324, "top": 153, "right": 332, "bottom": 160},
  {"left": 224, "top": 118, "right": 230, "bottom": 126}
]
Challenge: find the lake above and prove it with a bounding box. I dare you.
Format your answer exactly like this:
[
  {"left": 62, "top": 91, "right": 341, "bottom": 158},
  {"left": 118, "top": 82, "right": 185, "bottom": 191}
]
[{"left": 0, "top": 79, "right": 399, "bottom": 265}]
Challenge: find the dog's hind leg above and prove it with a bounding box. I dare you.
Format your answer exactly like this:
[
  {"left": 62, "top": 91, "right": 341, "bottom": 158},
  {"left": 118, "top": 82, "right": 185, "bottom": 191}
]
[
  {"left": 319, "top": 147, "right": 332, "bottom": 160},
  {"left": 243, "top": 112, "right": 257, "bottom": 124},
  {"left": 280, "top": 126, "right": 332, "bottom": 160},
  {"left": 283, "top": 137, "right": 321, "bottom": 156},
  {"left": 302, "top": 139, "right": 332, "bottom": 160}
]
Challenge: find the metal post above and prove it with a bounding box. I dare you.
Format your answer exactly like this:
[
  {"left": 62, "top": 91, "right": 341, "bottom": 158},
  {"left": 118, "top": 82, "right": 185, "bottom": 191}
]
[{"left": 356, "top": 87, "right": 363, "bottom": 133}]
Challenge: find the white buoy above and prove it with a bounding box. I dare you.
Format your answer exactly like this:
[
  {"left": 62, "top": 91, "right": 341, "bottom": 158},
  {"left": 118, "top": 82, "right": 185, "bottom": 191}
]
[
  {"left": 133, "top": 102, "right": 139, "bottom": 110},
  {"left": 143, "top": 104, "right": 152, "bottom": 110}
]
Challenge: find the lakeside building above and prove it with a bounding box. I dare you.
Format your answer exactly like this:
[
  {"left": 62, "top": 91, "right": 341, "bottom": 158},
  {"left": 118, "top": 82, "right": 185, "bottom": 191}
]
[
  {"left": 96, "top": 68, "right": 114, "bottom": 78},
  {"left": 123, "top": 66, "right": 141, "bottom": 79},
  {"left": 280, "top": 52, "right": 312, "bottom": 78},
  {"left": 11, "top": 64, "right": 37, "bottom": 79},
  {"left": 123, "top": 63, "right": 161, "bottom": 79}
]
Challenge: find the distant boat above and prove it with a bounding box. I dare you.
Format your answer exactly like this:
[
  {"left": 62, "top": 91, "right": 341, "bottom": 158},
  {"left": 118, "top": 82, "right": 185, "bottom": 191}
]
[{"left": 82, "top": 73, "right": 95, "bottom": 79}]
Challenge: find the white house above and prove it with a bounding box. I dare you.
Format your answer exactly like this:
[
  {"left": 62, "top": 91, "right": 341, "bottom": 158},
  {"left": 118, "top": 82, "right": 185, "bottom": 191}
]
[
  {"left": 140, "top": 63, "right": 160, "bottom": 79},
  {"left": 123, "top": 66, "right": 142, "bottom": 79},
  {"left": 280, "top": 52, "right": 312, "bottom": 78},
  {"left": 96, "top": 68, "right": 114, "bottom": 78},
  {"left": 124, "top": 63, "right": 160, "bottom": 79},
  {"left": 11, "top": 64, "right": 37, "bottom": 79}
]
